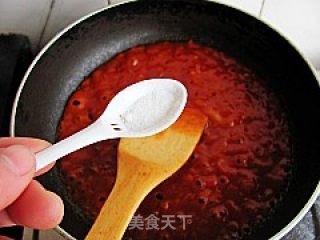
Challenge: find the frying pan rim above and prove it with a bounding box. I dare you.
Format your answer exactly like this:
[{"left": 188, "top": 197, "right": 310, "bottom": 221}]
[{"left": 9, "top": 0, "right": 320, "bottom": 239}]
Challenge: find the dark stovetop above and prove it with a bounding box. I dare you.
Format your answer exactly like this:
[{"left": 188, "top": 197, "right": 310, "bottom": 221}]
[
  {"left": 0, "top": 34, "right": 33, "bottom": 137},
  {"left": 0, "top": 34, "right": 33, "bottom": 240},
  {"left": 0, "top": 34, "right": 319, "bottom": 240}
]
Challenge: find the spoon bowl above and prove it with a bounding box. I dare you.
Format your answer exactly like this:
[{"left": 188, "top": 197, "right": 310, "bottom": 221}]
[
  {"left": 102, "top": 78, "right": 187, "bottom": 137},
  {"left": 35, "top": 78, "right": 187, "bottom": 171}
]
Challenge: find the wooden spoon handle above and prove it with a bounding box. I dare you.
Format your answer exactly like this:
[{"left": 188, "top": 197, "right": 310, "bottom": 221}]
[
  {"left": 85, "top": 109, "right": 207, "bottom": 240},
  {"left": 85, "top": 154, "right": 158, "bottom": 240}
]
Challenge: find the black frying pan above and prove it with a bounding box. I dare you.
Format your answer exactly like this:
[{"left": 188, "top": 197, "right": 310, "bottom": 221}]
[{"left": 10, "top": 0, "right": 320, "bottom": 239}]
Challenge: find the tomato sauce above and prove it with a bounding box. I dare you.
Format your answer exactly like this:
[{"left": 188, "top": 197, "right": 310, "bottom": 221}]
[{"left": 58, "top": 41, "right": 291, "bottom": 239}]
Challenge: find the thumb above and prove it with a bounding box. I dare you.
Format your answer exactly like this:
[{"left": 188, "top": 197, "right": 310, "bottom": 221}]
[{"left": 0, "top": 145, "right": 35, "bottom": 210}]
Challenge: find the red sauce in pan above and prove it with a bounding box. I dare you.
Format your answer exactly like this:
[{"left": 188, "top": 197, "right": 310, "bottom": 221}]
[{"left": 58, "top": 41, "right": 291, "bottom": 239}]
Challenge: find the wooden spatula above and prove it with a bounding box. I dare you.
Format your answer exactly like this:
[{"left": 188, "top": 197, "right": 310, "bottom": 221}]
[{"left": 85, "top": 108, "right": 207, "bottom": 240}]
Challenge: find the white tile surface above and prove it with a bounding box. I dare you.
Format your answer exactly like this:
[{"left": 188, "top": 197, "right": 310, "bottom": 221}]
[
  {"left": 40, "top": 229, "right": 66, "bottom": 240},
  {"left": 109, "top": 0, "right": 131, "bottom": 5},
  {"left": 23, "top": 228, "right": 66, "bottom": 240},
  {"left": 0, "top": 0, "right": 52, "bottom": 51},
  {"left": 210, "top": 0, "right": 263, "bottom": 16},
  {"left": 109, "top": 0, "right": 264, "bottom": 16},
  {"left": 40, "top": 0, "right": 108, "bottom": 47},
  {"left": 261, "top": 0, "right": 320, "bottom": 69},
  {"left": 23, "top": 228, "right": 33, "bottom": 240}
]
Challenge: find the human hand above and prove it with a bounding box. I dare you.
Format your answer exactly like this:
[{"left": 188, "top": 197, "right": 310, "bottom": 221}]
[{"left": 0, "top": 137, "right": 64, "bottom": 229}]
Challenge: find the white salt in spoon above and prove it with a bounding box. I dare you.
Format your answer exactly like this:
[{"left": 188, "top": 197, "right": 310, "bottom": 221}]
[{"left": 35, "top": 78, "right": 187, "bottom": 172}]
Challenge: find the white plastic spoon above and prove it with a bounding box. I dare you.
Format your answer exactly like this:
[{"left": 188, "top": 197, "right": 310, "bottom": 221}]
[{"left": 35, "top": 78, "right": 187, "bottom": 172}]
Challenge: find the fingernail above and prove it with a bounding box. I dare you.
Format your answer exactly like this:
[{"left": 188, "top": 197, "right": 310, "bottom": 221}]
[{"left": 0, "top": 145, "right": 35, "bottom": 176}]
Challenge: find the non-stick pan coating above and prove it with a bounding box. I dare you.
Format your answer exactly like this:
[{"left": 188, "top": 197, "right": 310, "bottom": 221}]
[{"left": 12, "top": 0, "right": 320, "bottom": 239}]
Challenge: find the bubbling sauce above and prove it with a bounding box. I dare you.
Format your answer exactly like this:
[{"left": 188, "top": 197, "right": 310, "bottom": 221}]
[{"left": 58, "top": 41, "right": 291, "bottom": 240}]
